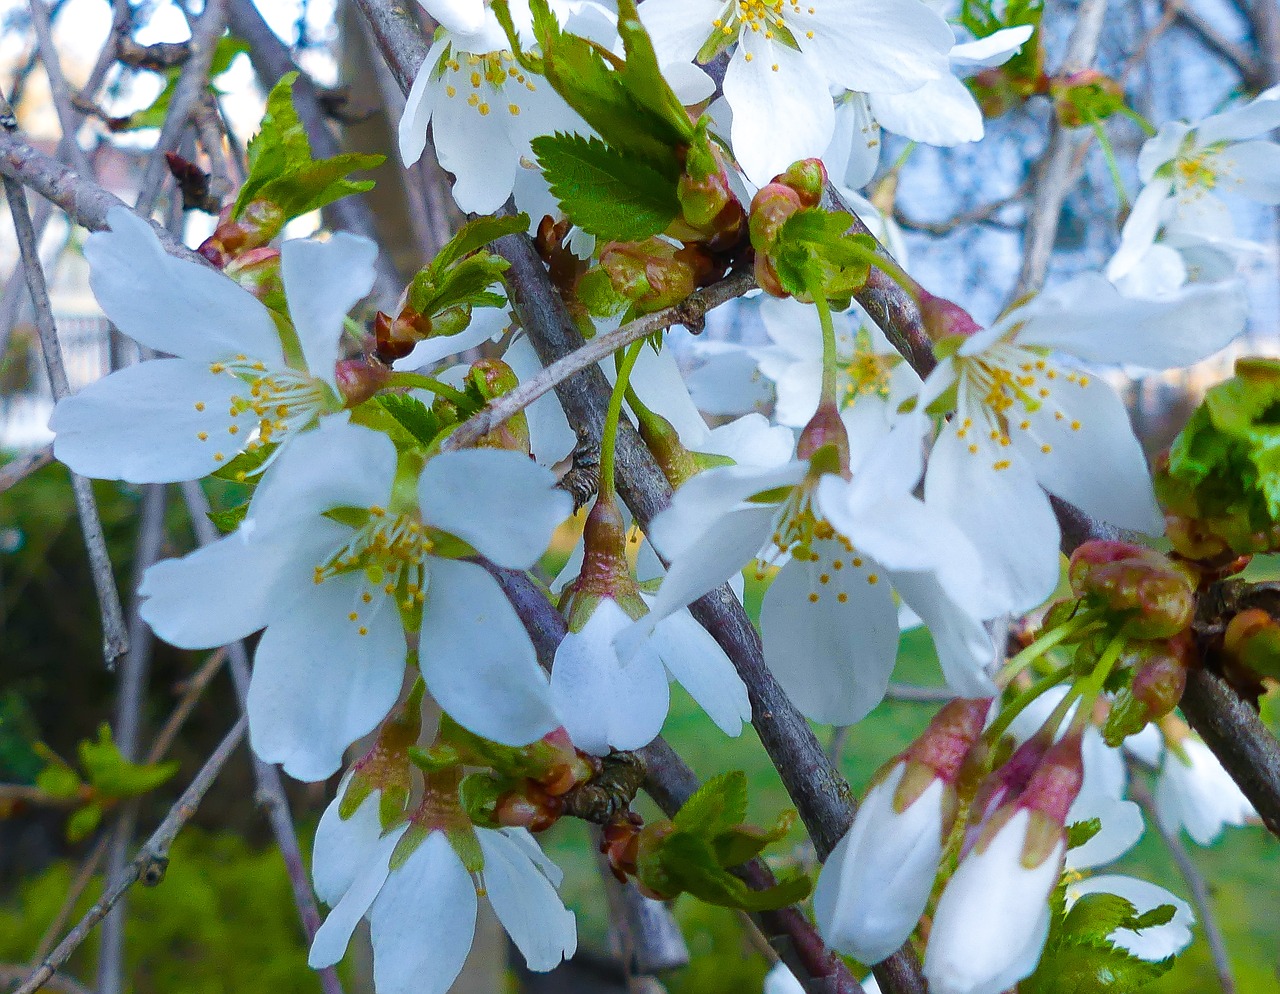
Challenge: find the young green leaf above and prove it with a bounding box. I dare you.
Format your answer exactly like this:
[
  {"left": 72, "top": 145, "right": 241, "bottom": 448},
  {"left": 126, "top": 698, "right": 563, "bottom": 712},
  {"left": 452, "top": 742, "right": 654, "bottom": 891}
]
[
  {"left": 673, "top": 770, "right": 749, "bottom": 838},
  {"left": 533, "top": 133, "right": 680, "bottom": 241}
]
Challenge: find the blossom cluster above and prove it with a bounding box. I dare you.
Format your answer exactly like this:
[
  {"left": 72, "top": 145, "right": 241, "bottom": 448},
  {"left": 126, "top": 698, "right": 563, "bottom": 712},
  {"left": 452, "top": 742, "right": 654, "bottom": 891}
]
[{"left": 43, "top": 0, "right": 1280, "bottom": 990}]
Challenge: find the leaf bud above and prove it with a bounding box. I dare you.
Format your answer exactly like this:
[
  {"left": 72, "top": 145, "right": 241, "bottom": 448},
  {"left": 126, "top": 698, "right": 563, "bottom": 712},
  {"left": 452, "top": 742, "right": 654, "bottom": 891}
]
[
  {"left": 598, "top": 239, "right": 712, "bottom": 315},
  {"left": 773, "top": 158, "right": 827, "bottom": 208},
  {"left": 1224, "top": 607, "right": 1280, "bottom": 681}
]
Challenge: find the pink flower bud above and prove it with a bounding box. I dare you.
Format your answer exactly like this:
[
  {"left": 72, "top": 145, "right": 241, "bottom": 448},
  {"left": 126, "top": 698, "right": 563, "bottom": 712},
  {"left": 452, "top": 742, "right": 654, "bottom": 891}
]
[
  {"left": 918, "top": 290, "right": 983, "bottom": 344},
  {"left": 334, "top": 358, "right": 390, "bottom": 408},
  {"left": 1068, "top": 540, "right": 1195, "bottom": 639}
]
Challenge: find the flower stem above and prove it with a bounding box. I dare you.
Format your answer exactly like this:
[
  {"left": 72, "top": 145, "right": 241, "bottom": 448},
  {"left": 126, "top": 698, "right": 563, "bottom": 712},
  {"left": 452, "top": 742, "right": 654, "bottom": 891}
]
[
  {"left": 995, "top": 609, "right": 1099, "bottom": 688},
  {"left": 1072, "top": 631, "right": 1128, "bottom": 724},
  {"left": 386, "top": 371, "right": 473, "bottom": 410},
  {"left": 1089, "top": 116, "right": 1129, "bottom": 209},
  {"left": 1118, "top": 104, "right": 1157, "bottom": 136},
  {"left": 812, "top": 288, "right": 840, "bottom": 407},
  {"left": 985, "top": 661, "right": 1076, "bottom": 745},
  {"left": 599, "top": 341, "right": 645, "bottom": 500}
]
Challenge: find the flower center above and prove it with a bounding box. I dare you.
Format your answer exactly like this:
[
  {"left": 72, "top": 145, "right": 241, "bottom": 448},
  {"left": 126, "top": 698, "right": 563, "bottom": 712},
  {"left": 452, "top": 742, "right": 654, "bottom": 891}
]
[
  {"left": 710, "top": 0, "right": 815, "bottom": 53},
  {"left": 197, "top": 356, "right": 329, "bottom": 468},
  {"left": 752, "top": 483, "right": 877, "bottom": 596},
  {"left": 314, "top": 507, "right": 433, "bottom": 634},
  {"left": 435, "top": 47, "right": 531, "bottom": 119},
  {"left": 1176, "top": 153, "right": 1218, "bottom": 193},
  {"left": 955, "top": 345, "right": 1088, "bottom": 471},
  {"left": 839, "top": 330, "right": 894, "bottom": 407}
]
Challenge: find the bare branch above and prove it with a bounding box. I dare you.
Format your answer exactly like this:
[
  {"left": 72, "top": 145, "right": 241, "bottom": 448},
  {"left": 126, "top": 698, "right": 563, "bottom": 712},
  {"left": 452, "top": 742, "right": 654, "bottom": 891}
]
[
  {"left": 12, "top": 716, "right": 249, "bottom": 994},
  {"left": 1, "top": 116, "right": 128, "bottom": 665},
  {"left": 0, "top": 443, "right": 53, "bottom": 493},
  {"left": 0, "top": 127, "right": 208, "bottom": 264},
  {"left": 1167, "top": 0, "right": 1266, "bottom": 88},
  {"left": 443, "top": 269, "right": 755, "bottom": 451},
  {"left": 1008, "top": 0, "right": 1110, "bottom": 304}
]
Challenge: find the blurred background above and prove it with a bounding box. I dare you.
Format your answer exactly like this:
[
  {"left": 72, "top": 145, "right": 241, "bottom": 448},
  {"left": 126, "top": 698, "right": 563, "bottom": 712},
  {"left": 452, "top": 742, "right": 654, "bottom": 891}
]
[{"left": 0, "top": 0, "right": 1277, "bottom": 992}]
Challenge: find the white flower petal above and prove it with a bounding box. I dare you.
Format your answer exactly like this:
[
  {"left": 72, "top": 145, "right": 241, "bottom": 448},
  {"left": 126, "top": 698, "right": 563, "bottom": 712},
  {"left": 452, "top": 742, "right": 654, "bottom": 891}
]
[
  {"left": 925, "top": 422, "right": 1061, "bottom": 615},
  {"left": 949, "top": 25, "right": 1034, "bottom": 67},
  {"left": 1018, "top": 374, "right": 1164, "bottom": 535},
  {"left": 248, "top": 417, "right": 395, "bottom": 527},
  {"left": 139, "top": 519, "right": 338, "bottom": 649},
  {"left": 1016, "top": 271, "right": 1246, "bottom": 369},
  {"left": 501, "top": 335, "right": 577, "bottom": 466},
  {"left": 249, "top": 571, "right": 406, "bottom": 782},
  {"left": 419, "top": 557, "right": 559, "bottom": 745},
  {"left": 1106, "top": 180, "right": 1173, "bottom": 281},
  {"left": 924, "top": 808, "right": 1061, "bottom": 994},
  {"left": 281, "top": 232, "right": 378, "bottom": 387},
  {"left": 49, "top": 358, "right": 255, "bottom": 483},
  {"left": 85, "top": 207, "right": 281, "bottom": 364},
  {"left": 870, "top": 74, "right": 984, "bottom": 146},
  {"left": 724, "top": 37, "right": 835, "bottom": 186},
  {"left": 1216, "top": 139, "right": 1280, "bottom": 204},
  {"left": 477, "top": 827, "right": 577, "bottom": 971},
  {"left": 761, "top": 537, "right": 899, "bottom": 725},
  {"left": 804, "top": 0, "right": 952, "bottom": 94},
  {"left": 650, "top": 610, "right": 751, "bottom": 736},
  {"left": 418, "top": 449, "right": 570, "bottom": 570},
  {"left": 369, "top": 832, "right": 477, "bottom": 994},
  {"left": 398, "top": 48, "right": 438, "bottom": 166},
  {"left": 313, "top": 775, "right": 386, "bottom": 907},
  {"left": 309, "top": 825, "right": 406, "bottom": 968},
  {"left": 552, "top": 598, "right": 670, "bottom": 755},
  {"left": 1195, "top": 87, "right": 1280, "bottom": 145},
  {"left": 890, "top": 565, "right": 997, "bottom": 697},
  {"left": 638, "top": 0, "right": 718, "bottom": 64}
]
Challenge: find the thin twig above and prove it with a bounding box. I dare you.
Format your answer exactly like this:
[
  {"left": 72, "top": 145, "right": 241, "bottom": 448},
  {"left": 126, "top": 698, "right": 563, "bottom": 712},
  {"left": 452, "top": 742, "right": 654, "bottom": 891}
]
[
  {"left": 145, "top": 650, "right": 228, "bottom": 763},
  {"left": 134, "top": 0, "right": 227, "bottom": 218},
  {"left": 12, "top": 716, "right": 248, "bottom": 994},
  {"left": 1007, "top": 0, "right": 1111, "bottom": 304},
  {"left": 0, "top": 444, "right": 53, "bottom": 493},
  {"left": 25, "top": 0, "right": 96, "bottom": 176},
  {"left": 0, "top": 105, "right": 128, "bottom": 666},
  {"left": 0, "top": 965, "right": 91, "bottom": 994},
  {"left": 1129, "top": 777, "right": 1236, "bottom": 993},
  {"left": 97, "top": 482, "right": 168, "bottom": 994},
  {"left": 443, "top": 269, "right": 755, "bottom": 450},
  {"left": 1167, "top": 0, "right": 1265, "bottom": 88}
]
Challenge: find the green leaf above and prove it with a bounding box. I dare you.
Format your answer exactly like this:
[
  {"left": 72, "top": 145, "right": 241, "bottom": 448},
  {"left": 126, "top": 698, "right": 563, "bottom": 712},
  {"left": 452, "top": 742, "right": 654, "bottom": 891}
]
[
  {"left": 66, "top": 802, "right": 103, "bottom": 843},
  {"left": 210, "top": 442, "right": 277, "bottom": 483},
  {"left": 526, "top": 0, "right": 690, "bottom": 170},
  {"left": 34, "top": 751, "right": 82, "bottom": 800},
  {"left": 1066, "top": 817, "right": 1102, "bottom": 850},
  {"left": 711, "top": 810, "right": 796, "bottom": 868},
  {"left": 411, "top": 255, "right": 511, "bottom": 318},
  {"left": 1062, "top": 892, "right": 1141, "bottom": 943},
  {"left": 673, "top": 771, "right": 749, "bottom": 838},
  {"left": 234, "top": 73, "right": 383, "bottom": 221},
  {"left": 533, "top": 133, "right": 680, "bottom": 241},
  {"left": 78, "top": 725, "right": 180, "bottom": 800},
  {"left": 431, "top": 214, "right": 529, "bottom": 272},
  {"left": 640, "top": 833, "right": 811, "bottom": 912},
  {"left": 208, "top": 501, "right": 249, "bottom": 535},
  {"left": 376, "top": 393, "right": 445, "bottom": 449}
]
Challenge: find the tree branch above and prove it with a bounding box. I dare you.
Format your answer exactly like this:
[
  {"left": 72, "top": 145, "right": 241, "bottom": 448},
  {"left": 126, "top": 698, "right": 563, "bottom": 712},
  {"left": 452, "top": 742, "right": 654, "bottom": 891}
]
[
  {"left": 443, "top": 269, "right": 755, "bottom": 451},
  {"left": 11, "top": 716, "right": 248, "bottom": 994},
  {"left": 0, "top": 113, "right": 128, "bottom": 666}
]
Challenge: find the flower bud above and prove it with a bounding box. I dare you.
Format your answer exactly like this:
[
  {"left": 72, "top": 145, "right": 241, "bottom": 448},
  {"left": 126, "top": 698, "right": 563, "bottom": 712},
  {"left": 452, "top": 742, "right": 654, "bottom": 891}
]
[
  {"left": 748, "top": 183, "right": 804, "bottom": 298},
  {"left": 598, "top": 239, "right": 712, "bottom": 315},
  {"left": 815, "top": 699, "right": 988, "bottom": 965},
  {"left": 1224, "top": 607, "right": 1280, "bottom": 681},
  {"left": 774, "top": 158, "right": 827, "bottom": 208},
  {"left": 223, "top": 246, "right": 284, "bottom": 306},
  {"left": 197, "top": 200, "right": 286, "bottom": 268},
  {"left": 1068, "top": 540, "right": 1195, "bottom": 638},
  {"left": 924, "top": 805, "right": 1064, "bottom": 994},
  {"left": 334, "top": 357, "right": 391, "bottom": 408},
  {"left": 494, "top": 778, "right": 564, "bottom": 832},
  {"left": 1130, "top": 633, "right": 1192, "bottom": 720},
  {"left": 1051, "top": 70, "right": 1125, "bottom": 128}
]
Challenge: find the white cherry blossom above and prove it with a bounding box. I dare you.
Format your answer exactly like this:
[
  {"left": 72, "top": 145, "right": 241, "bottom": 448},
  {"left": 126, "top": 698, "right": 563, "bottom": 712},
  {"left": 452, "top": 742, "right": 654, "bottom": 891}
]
[
  {"left": 640, "top": 0, "right": 953, "bottom": 184},
  {"left": 138, "top": 418, "right": 569, "bottom": 780},
  {"left": 921, "top": 270, "right": 1247, "bottom": 615},
  {"left": 49, "top": 207, "right": 376, "bottom": 484},
  {"left": 1154, "top": 736, "right": 1256, "bottom": 845},
  {"left": 1108, "top": 85, "right": 1280, "bottom": 280},
  {"left": 627, "top": 414, "right": 996, "bottom": 724},
  {"left": 310, "top": 818, "right": 575, "bottom": 994},
  {"left": 828, "top": 25, "right": 1032, "bottom": 189}
]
